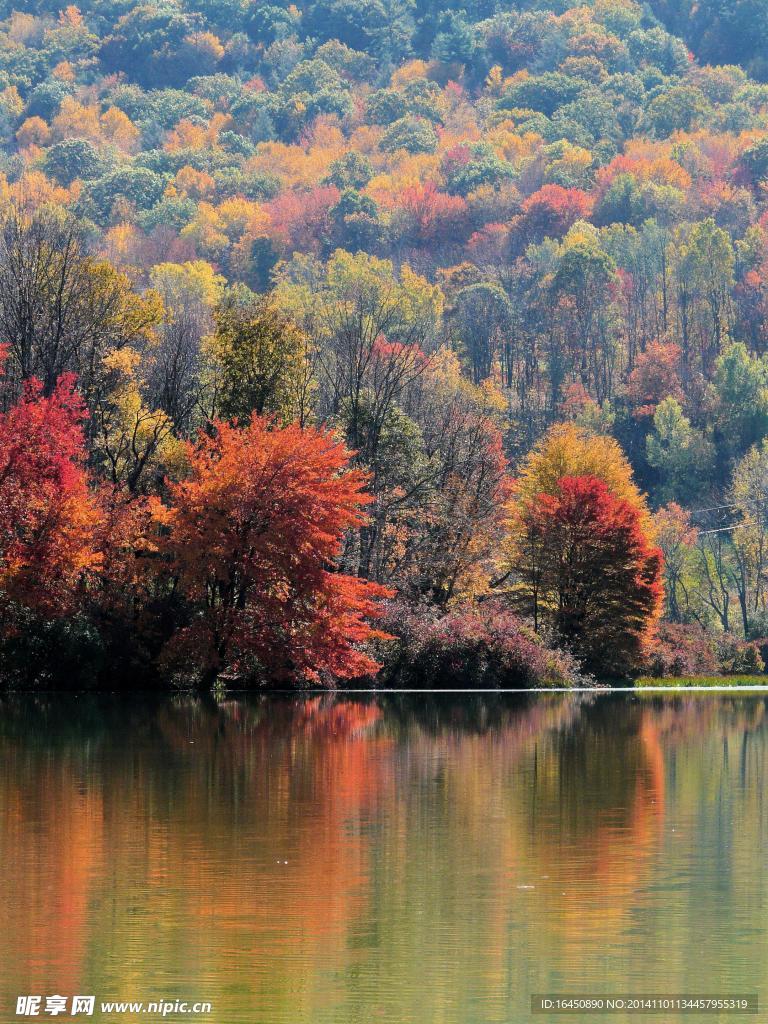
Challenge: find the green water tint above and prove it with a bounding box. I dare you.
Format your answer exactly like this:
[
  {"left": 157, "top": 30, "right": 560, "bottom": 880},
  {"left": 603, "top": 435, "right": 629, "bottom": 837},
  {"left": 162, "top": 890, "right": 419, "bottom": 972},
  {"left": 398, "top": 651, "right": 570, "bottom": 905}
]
[{"left": 0, "top": 692, "right": 766, "bottom": 1023}]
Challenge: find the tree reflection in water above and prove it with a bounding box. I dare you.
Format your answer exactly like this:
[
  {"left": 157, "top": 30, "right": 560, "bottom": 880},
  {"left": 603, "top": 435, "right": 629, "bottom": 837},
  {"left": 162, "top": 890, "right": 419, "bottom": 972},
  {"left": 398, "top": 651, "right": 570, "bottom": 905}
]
[{"left": 0, "top": 692, "right": 766, "bottom": 1024}]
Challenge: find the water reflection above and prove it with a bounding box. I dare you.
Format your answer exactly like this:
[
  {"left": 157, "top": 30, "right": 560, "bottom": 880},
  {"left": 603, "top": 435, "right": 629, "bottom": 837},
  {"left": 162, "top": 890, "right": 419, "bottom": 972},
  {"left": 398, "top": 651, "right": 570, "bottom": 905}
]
[{"left": 0, "top": 693, "right": 766, "bottom": 1023}]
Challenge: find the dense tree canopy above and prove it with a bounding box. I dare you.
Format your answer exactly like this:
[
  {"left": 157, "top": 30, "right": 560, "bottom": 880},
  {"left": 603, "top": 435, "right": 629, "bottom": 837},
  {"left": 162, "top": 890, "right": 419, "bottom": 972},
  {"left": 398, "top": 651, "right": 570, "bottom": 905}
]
[{"left": 4, "top": 0, "right": 768, "bottom": 683}]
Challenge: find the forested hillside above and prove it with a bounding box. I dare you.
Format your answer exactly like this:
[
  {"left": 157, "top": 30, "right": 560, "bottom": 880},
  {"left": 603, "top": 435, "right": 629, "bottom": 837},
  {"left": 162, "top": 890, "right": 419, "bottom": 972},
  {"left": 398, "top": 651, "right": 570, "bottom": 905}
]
[{"left": 2, "top": 0, "right": 768, "bottom": 685}]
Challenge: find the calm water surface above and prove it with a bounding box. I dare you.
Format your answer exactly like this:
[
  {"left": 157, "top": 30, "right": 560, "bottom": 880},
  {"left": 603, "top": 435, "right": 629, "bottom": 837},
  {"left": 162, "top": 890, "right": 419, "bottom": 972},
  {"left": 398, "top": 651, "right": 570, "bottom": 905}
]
[{"left": 0, "top": 692, "right": 766, "bottom": 1023}]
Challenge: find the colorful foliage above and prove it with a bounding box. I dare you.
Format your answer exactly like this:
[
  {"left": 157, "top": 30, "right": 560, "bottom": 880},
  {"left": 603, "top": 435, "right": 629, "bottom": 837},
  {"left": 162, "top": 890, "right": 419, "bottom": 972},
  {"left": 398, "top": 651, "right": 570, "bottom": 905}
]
[
  {"left": 155, "top": 415, "right": 392, "bottom": 683},
  {"left": 509, "top": 475, "right": 664, "bottom": 674},
  {"left": 0, "top": 373, "right": 100, "bottom": 617}
]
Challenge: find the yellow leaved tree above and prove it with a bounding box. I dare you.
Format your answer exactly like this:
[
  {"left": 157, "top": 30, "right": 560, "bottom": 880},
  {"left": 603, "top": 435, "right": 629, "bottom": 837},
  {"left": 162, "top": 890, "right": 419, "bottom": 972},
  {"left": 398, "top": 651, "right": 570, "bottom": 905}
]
[{"left": 93, "top": 347, "right": 185, "bottom": 494}]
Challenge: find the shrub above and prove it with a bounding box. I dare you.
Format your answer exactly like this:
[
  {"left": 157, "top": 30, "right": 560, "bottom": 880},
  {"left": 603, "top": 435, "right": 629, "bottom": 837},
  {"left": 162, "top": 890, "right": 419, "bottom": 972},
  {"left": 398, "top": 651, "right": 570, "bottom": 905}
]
[
  {"left": 0, "top": 610, "right": 106, "bottom": 689},
  {"left": 373, "top": 600, "right": 584, "bottom": 688},
  {"left": 644, "top": 623, "right": 719, "bottom": 677},
  {"left": 715, "top": 633, "right": 765, "bottom": 675},
  {"left": 644, "top": 623, "right": 765, "bottom": 677}
]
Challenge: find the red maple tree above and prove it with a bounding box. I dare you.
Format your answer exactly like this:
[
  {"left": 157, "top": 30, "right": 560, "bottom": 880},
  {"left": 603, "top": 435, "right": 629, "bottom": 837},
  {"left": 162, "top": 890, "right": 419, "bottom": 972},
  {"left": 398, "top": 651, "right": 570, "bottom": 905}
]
[
  {"left": 156, "top": 414, "right": 393, "bottom": 683},
  {"left": 624, "top": 341, "right": 683, "bottom": 418},
  {"left": 512, "top": 474, "right": 663, "bottom": 675},
  {"left": 0, "top": 372, "right": 101, "bottom": 618},
  {"left": 515, "top": 185, "right": 594, "bottom": 242},
  {"left": 397, "top": 182, "right": 468, "bottom": 244}
]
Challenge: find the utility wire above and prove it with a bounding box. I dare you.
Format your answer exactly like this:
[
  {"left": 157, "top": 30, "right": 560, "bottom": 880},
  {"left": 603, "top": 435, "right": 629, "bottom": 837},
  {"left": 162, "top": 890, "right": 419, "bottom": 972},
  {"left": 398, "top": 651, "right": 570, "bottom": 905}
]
[
  {"left": 688, "top": 497, "right": 768, "bottom": 518},
  {"left": 697, "top": 519, "right": 766, "bottom": 536},
  {"left": 685, "top": 496, "right": 768, "bottom": 535}
]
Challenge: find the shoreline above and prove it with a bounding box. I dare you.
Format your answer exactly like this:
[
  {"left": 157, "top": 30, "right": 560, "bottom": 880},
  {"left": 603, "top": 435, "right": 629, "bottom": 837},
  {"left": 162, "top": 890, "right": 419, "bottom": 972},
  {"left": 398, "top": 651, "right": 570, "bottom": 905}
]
[{"left": 3, "top": 683, "right": 768, "bottom": 695}]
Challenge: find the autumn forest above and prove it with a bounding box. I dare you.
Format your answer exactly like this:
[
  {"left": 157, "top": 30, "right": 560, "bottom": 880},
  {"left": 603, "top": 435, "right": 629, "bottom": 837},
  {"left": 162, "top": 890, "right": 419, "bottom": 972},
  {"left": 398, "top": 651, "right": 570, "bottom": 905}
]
[{"left": 3, "top": 0, "right": 768, "bottom": 687}]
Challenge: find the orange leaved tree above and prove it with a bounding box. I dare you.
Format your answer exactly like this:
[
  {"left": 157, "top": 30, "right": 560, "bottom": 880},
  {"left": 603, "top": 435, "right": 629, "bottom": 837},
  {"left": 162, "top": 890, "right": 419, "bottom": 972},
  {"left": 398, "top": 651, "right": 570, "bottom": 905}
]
[
  {"left": 0, "top": 372, "right": 101, "bottom": 620},
  {"left": 156, "top": 414, "right": 392, "bottom": 684},
  {"left": 509, "top": 475, "right": 663, "bottom": 676}
]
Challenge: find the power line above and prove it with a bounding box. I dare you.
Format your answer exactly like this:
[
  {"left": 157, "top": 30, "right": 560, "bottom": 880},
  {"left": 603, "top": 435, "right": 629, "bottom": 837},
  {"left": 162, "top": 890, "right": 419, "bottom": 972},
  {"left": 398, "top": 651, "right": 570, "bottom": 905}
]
[
  {"left": 698, "top": 519, "right": 766, "bottom": 536},
  {"left": 685, "top": 496, "right": 768, "bottom": 535},
  {"left": 688, "top": 497, "right": 768, "bottom": 518},
  {"left": 688, "top": 500, "right": 744, "bottom": 516}
]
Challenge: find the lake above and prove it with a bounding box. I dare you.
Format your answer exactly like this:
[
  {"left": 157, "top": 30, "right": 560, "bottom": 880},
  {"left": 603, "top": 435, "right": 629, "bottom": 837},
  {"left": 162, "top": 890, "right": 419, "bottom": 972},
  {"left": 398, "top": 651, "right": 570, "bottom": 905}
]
[{"left": 0, "top": 692, "right": 766, "bottom": 1022}]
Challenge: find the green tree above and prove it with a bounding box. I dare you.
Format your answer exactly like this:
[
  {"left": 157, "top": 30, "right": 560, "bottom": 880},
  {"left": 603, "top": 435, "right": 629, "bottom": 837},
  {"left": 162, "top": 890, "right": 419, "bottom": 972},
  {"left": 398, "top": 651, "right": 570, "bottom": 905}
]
[
  {"left": 43, "top": 138, "right": 106, "bottom": 186},
  {"left": 380, "top": 116, "right": 438, "bottom": 154},
  {"left": 449, "top": 282, "right": 513, "bottom": 384},
  {"left": 646, "top": 396, "right": 714, "bottom": 502},
  {"left": 645, "top": 84, "right": 709, "bottom": 136},
  {"left": 80, "top": 167, "right": 169, "bottom": 225},
  {"left": 673, "top": 218, "right": 735, "bottom": 373},
  {"left": 501, "top": 72, "right": 583, "bottom": 117},
  {"left": 550, "top": 226, "right": 620, "bottom": 404},
  {"left": 324, "top": 152, "right": 374, "bottom": 190},
  {"left": 206, "top": 296, "right": 314, "bottom": 426},
  {"left": 100, "top": 4, "right": 205, "bottom": 88},
  {"left": 712, "top": 343, "right": 768, "bottom": 459}
]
